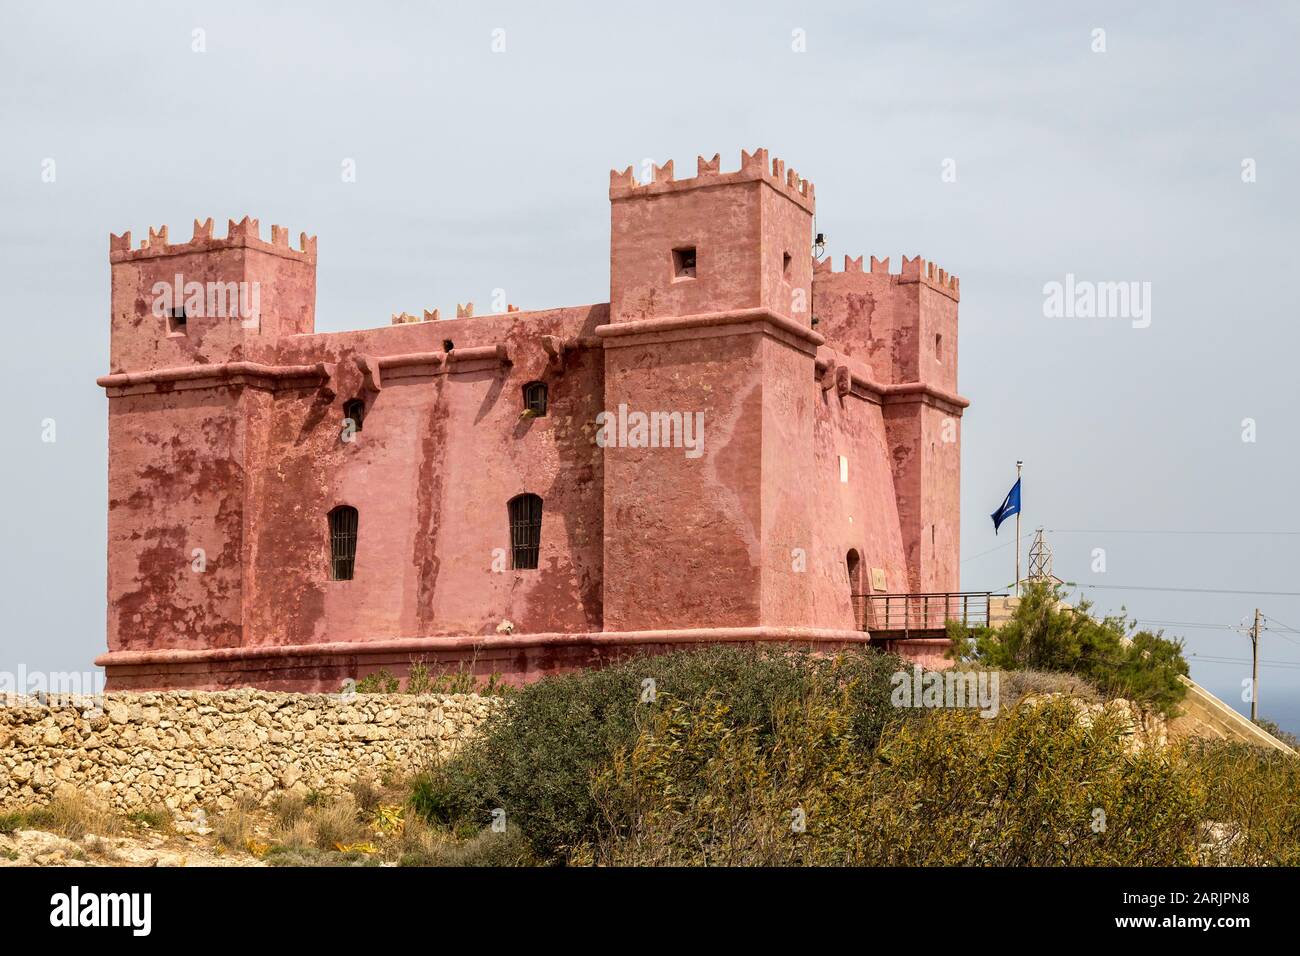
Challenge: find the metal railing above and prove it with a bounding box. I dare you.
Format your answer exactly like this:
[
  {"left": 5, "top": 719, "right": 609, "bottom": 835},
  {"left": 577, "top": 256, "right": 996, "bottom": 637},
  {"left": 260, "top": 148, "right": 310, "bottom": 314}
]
[{"left": 852, "top": 591, "right": 1002, "bottom": 636}]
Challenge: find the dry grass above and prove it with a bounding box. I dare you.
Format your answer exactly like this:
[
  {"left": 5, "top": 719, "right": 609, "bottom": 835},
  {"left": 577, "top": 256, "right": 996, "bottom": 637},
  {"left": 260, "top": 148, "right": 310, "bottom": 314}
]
[
  {"left": 212, "top": 794, "right": 259, "bottom": 850},
  {"left": 310, "top": 797, "right": 368, "bottom": 849},
  {"left": 24, "top": 788, "right": 122, "bottom": 840},
  {"left": 256, "top": 774, "right": 537, "bottom": 866},
  {"left": 996, "top": 668, "right": 1102, "bottom": 709},
  {"left": 395, "top": 811, "right": 438, "bottom": 858},
  {"left": 348, "top": 777, "right": 383, "bottom": 816},
  {"left": 267, "top": 794, "right": 369, "bottom": 851},
  {"left": 270, "top": 792, "right": 308, "bottom": 830},
  {"left": 270, "top": 817, "right": 315, "bottom": 851}
]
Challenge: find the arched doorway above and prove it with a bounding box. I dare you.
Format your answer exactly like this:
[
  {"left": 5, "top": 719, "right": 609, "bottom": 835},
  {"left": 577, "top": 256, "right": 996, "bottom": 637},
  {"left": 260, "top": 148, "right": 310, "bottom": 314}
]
[
  {"left": 846, "top": 549, "right": 863, "bottom": 629},
  {"left": 845, "top": 549, "right": 861, "bottom": 592}
]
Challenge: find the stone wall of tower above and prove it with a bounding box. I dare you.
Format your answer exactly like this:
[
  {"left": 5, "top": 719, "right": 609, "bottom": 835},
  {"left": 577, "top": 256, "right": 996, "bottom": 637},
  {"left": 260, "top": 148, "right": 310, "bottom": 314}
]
[
  {"left": 601, "top": 150, "right": 840, "bottom": 632},
  {"left": 811, "top": 256, "right": 965, "bottom": 593},
  {"left": 103, "top": 220, "right": 318, "bottom": 655},
  {"left": 97, "top": 149, "right": 969, "bottom": 690},
  {"left": 255, "top": 306, "right": 608, "bottom": 649},
  {"left": 102, "top": 220, "right": 609, "bottom": 680}
]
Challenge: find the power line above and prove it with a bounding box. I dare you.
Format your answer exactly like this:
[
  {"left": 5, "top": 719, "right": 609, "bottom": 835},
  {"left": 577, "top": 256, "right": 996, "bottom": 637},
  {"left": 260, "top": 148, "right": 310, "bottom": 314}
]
[
  {"left": 1134, "top": 620, "right": 1245, "bottom": 631},
  {"left": 1082, "top": 584, "right": 1300, "bottom": 597},
  {"left": 962, "top": 527, "right": 1300, "bottom": 564},
  {"left": 1261, "top": 613, "right": 1300, "bottom": 634},
  {"left": 960, "top": 532, "right": 1033, "bottom": 564},
  {"left": 1136, "top": 620, "right": 1241, "bottom": 628},
  {"left": 1047, "top": 529, "right": 1300, "bottom": 536},
  {"left": 1189, "top": 655, "right": 1300, "bottom": 671},
  {"left": 1258, "top": 614, "right": 1300, "bottom": 651}
]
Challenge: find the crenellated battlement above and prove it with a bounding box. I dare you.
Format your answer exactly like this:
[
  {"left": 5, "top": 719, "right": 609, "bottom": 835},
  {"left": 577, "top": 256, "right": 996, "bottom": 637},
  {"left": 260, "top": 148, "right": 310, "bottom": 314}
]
[
  {"left": 390, "top": 303, "right": 522, "bottom": 326},
  {"left": 609, "top": 146, "right": 815, "bottom": 212},
  {"left": 109, "top": 216, "right": 317, "bottom": 263},
  {"left": 813, "top": 253, "right": 959, "bottom": 301}
]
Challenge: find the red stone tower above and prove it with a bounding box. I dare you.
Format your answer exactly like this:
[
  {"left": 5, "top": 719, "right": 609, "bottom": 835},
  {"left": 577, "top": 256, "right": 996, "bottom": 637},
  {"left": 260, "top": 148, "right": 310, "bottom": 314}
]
[
  {"left": 103, "top": 220, "right": 319, "bottom": 655},
  {"left": 601, "top": 149, "right": 828, "bottom": 633},
  {"left": 811, "top": 254, "right": 965, "bottom": 594},
  {"left": 97, "top": 149, "right": 970, "bottom": 690}
]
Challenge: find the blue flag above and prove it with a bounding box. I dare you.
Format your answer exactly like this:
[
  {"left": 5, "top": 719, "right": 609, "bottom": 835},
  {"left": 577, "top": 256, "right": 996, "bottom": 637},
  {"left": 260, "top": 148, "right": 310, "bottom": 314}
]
[{"left": 991, "top": 478, "right": 1021, "bottom": 534}]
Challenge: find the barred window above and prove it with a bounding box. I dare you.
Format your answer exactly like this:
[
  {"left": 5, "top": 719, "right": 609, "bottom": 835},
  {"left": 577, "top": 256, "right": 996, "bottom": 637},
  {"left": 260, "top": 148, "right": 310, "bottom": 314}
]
[
  {"left": 522, "top": 381, "right": 548, "bottom": 417},
  {"left": 343, "top": 398, "right": 365, "bottom": 432},
  {"left": 507, "top": 493, "right": 542, "bottom": 570},
  {"left": 328, "top": 505, "right": 359, "bottom": 581}
]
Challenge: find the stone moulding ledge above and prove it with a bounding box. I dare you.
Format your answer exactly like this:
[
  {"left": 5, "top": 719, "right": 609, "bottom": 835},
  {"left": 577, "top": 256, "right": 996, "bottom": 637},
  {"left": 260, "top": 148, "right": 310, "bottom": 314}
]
[
  {"left": 813, "top": 356, "right": 970, "bottom": 411},
  {"left": 596, "top": 308, "right": 825, "bottom": 353},
  {"left": 97, "top": 361, "right": 332, "bottom": 395},
  {"left": 361, "top": 344, "right": 512, "bottom": 388},
  {"left": 95, "top": 626, "right": 873, "bottom": 668},
  {"left": 882, "top": 381, "right": 971, "bottom": 411},
  {"left": 379, "top": 343, "right": 510, "bottom": 371}
]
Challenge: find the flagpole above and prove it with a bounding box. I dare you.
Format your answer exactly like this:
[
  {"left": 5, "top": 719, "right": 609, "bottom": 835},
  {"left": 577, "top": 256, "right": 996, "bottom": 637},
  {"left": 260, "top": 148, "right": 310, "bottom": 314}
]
[{"left": 1015, "top": 460, "right": 1023, "bottom": 596}]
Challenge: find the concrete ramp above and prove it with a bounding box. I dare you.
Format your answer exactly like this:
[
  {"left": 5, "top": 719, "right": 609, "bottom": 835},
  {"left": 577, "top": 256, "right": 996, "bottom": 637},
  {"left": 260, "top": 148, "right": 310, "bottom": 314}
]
[{"left": 1168, "top": 675, "right": 1295, "bottom": 755}]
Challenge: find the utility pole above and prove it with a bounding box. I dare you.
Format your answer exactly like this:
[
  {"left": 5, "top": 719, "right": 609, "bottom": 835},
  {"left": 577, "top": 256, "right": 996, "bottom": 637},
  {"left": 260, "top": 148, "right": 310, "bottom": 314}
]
[
  {"left": 1014, "top": 461, "right": 1023, "bottom": 596},
  {"left": 1250, "top": 607, "right": 1261, "bottom": 722}
]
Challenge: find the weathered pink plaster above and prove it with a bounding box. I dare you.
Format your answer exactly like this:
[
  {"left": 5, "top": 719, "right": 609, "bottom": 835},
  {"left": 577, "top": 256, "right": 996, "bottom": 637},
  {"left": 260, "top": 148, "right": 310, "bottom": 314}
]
[{"left": 96, "top": 150, "right": 968, "bottom": 690}]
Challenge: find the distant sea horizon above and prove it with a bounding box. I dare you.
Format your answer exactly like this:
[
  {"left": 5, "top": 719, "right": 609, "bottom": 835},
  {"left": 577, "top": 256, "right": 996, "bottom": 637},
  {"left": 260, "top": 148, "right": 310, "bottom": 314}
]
[{"left": 1191, "top": 666, "right": 1299, "bottom": 740}]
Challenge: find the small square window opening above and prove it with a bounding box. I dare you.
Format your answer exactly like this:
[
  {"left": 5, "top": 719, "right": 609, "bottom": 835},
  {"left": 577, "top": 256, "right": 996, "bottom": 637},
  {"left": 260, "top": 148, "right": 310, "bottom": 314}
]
[{"left": 672, "top": 247, "right": 697, "bottom": 279}]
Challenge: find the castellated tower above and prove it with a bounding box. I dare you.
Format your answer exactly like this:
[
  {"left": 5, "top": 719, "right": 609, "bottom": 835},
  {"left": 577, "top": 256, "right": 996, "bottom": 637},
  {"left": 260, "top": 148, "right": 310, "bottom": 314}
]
[
  {"left": 107, "top": 217, "right": 316, "bottom": 373},
  {"left": 102, "top": 220, "right": 320, "bottom": 655},
  {"left": 601, "top": 149, "right": 829, "bottom": 631},
  {"left": 96, "top": 147, "right": 969, "bottom": 691},
  {"left": 811, "top": 254, "right": 965, "bottom": 594}
]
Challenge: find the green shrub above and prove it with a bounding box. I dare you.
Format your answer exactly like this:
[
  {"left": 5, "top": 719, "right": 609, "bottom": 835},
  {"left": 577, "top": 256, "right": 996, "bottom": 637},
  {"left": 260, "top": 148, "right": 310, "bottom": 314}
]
[
  {"left": 583, "top": 692, "right": 1210, "bottom": 866},
  {"left": 406, "top": 660, "right": 434, "bottom": 695},
  {"left": 355, "top": 668, "right": 400, "bottom": 694},
  {"left": 410, "top": 644, "right": 909, "bottom": 863},
  {"left": 352, "top": 658, "right": 509, "bottom": 696},
  {"left": 409, "top": 760, "right": 485, "bottom": 840},
  {"left": 1183, "top": 739, "right": 1300, "bottom": 865},
  {"left": 1251, "top": 717, "right": 1300, "bottom": 751},
  {"left": 949, "top": 581, "right": 1188, "bottom": 714},
  {"left": 126, "top": 807, "right": 173, "bottom": 832}
]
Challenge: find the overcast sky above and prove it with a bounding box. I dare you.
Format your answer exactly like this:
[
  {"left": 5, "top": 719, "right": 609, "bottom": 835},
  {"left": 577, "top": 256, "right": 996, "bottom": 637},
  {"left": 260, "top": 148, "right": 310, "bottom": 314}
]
[{"left": 2, "top": 1, "right": 1298, "bottom": 729}]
